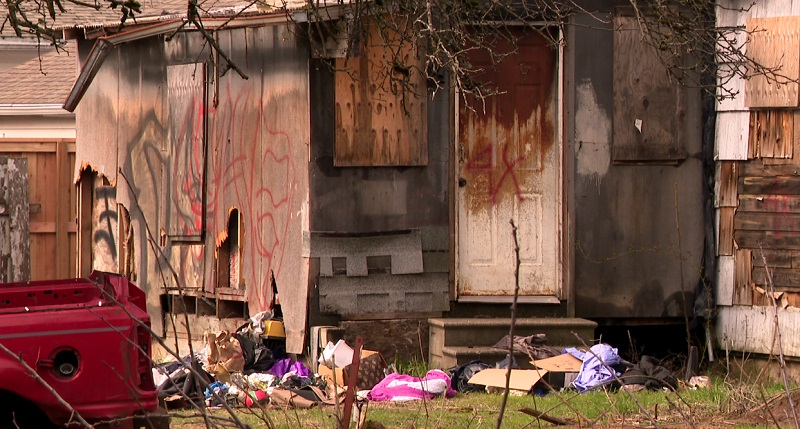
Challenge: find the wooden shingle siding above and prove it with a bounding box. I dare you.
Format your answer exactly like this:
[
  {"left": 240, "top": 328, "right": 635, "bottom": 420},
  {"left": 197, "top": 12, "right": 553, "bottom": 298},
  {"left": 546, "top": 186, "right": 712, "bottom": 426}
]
[
  {"left": 748, "top": 110, "right": 794, "bottom": 159},
  {"left": 735, "top": 128, "right": 800, "bottom": 300},
  {"left": 734, "top": 248, "right": 753, "bottom": 305}
]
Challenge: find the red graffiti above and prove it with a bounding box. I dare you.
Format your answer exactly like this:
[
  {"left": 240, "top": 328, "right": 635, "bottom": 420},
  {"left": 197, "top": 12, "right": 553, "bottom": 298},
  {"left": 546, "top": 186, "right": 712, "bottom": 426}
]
[
  {"left": 170, "top": 80, "right": 298, "bottom": 311},
  {"left": 464, "top": 142, "right": 526, "bottom": 205}
]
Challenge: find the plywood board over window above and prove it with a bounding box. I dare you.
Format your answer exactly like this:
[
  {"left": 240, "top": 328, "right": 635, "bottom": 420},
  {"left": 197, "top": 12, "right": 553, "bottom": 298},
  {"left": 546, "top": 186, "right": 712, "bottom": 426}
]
[
  {"left": 612, "top": 14, "right": 687, "bottom": 163},
  {"left": 745, "top": 16, "right": 800, "bottom": 108},
  {"left": 334, "top": 15, "right": 428, "bottom": 167}
]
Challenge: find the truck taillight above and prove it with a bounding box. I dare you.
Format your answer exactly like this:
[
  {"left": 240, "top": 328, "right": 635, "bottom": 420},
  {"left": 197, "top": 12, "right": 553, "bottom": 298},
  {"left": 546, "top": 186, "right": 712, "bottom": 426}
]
[{"left": 136, "top": 324, "right": 156, "bottom": 391}]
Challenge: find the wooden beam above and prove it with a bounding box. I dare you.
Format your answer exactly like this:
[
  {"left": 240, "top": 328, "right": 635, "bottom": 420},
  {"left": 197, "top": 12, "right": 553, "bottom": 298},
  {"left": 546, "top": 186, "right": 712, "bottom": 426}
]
[
  {"left": 78, "top": 175, "right": 93, "bottom": 277},
  {"left": 741, "top": 175, "right": 800, "bottom": 195},
  {"left": 735, "top": 230, "right": 800, "bottom": 250},
  {"left": 55, "top": 139, "right": 69, "bottom": 278},
  {"left": 738, "top": 194, "right": 800, "bottom": 212},
  {"left": 735, "top": 212, "right": 800, "bottom": 231},
  {"left": 0, "top": 140, "right": 76, "bottom": 153}
]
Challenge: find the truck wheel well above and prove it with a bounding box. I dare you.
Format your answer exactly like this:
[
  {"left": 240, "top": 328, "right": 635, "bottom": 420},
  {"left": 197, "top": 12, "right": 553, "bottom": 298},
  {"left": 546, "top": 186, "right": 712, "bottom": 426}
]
[{"left": 0, "top": 390, "right": 55, "bottom": 429}]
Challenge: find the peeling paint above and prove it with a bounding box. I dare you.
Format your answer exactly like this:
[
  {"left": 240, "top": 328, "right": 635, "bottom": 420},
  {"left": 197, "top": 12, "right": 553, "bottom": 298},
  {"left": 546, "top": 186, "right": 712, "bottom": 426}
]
[{"left": 575, "top": 79, "right": 611, "bottom": 180}]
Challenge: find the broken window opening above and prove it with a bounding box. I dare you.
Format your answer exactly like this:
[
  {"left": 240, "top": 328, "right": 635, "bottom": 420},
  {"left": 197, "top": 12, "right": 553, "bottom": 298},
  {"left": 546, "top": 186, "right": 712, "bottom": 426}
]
[
  {"left": 118, "top": 204, "right": 137, "bottom": 281},
  {"left": 77, "top": 169, "right": 96, "bottom": 278},
  {"left": 217, "top": 209, "right": 244, "bottom": 291}
]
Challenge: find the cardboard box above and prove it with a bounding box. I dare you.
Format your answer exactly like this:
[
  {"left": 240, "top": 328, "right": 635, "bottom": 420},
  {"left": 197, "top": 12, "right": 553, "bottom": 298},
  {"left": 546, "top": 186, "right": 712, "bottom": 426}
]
[
  {"left": 468, "top": 368, "right": 548, "bottom": 391},
  {"left": 317, "top": 349, "right": 387, "bottom": 390},
  {"left": 468, "top": 354, "right": 583, "bottom": 393}
]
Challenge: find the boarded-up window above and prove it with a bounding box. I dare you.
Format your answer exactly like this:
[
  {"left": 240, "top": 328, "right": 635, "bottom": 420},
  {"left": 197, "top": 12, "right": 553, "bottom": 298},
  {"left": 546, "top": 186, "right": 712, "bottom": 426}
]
[
  {"left": 334, "top": 15, "right": 428, "bottom": 166},
  {"left": 167, "top": 63, "right": 206, "bottom": 239},
  {"left": 745, "top": 16, "right": 800, "bottom": 108},
  {"left": 612, "top": 14, "right": 687, "bottom": 162}
]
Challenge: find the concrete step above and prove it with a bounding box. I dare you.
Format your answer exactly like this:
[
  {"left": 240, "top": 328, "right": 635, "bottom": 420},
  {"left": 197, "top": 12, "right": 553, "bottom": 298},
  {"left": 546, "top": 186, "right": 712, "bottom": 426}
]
[
  {"left": 438, "top": 346, "right": 574, "bottom": 369},
  {"left": 428, "top": 317, "right": 596, "bottom": 369}
]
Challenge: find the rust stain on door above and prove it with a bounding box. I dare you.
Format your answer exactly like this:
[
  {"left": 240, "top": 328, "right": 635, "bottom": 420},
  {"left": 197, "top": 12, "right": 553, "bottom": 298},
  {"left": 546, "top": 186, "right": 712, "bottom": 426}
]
[{"left": 459, "top": 27, "right": 557, "bottom": 213}]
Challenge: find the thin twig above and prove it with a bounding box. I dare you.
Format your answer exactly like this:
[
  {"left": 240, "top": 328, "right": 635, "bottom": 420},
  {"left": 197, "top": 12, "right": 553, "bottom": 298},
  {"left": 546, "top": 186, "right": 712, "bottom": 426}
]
[
  {"left": 496, "top": 218, "right": 522, "bottom": 429},
  {"left": 518, "top": 407, "right": 572, "bottom": 426},
  {"left": 758, "top": 244, "right": 799, "bottom": 429},
  {"left": 674, "top": 182, "right": 692, "bottom": 356},
  {"left": 665, "top": 395, "right": 697, "bottom": 429}
]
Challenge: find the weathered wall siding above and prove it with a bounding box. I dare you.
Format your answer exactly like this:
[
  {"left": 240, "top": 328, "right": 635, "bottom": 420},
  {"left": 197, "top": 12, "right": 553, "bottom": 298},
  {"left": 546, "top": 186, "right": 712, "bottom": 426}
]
[
  {"left": 748, "top": 110, "right": 795, "bottom": 158},
  {"left": 310, "top": 57, "right": 449, "bottom": 233},
  {"left": 78, "top": 27, "right": 311, "bottom": 352},
  {"left": 211, "top": 26, "right": 310, "bottom": 352},
  {"left": 717, "top": 255, "right": 735, "bottom": 306},
  {"left": 572, "top": 12, "right": 705, "bottom": 318},
  {"left": 612, "top": 14, "right": 686, "bottom": 162},
  {"left": 718, "top": 0, "right": 800, "bottom": 25},
  {"left": 308, "top": 47, "right": 450, "bottom": 315},
  {"left": 91, "top": 177, "right": 118, "bottom": 273},
  {"left": 717, "top": 306, "right": 800, "bottom": 356},
  {"left": 717, "top": 111, "right": 750, "bottom": 160},
  {"left": 74, "top": 39, "right": 119, "bottom": 181},
  {"left": 0, "top": 157, "right": 29, "bottom": 282},
  {"left": 735, "top": 163, "right": 800, "bottom": 282}
]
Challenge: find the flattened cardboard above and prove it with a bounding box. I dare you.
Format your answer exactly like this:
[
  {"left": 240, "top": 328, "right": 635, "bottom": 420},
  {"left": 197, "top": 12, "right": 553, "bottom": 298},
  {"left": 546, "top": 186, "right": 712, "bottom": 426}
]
[
  {"left": 467, "top": 368, "right": 548, "bottom": 391},
  {"left": 531, "top": 353, "right": 582, "bottom": 372}
]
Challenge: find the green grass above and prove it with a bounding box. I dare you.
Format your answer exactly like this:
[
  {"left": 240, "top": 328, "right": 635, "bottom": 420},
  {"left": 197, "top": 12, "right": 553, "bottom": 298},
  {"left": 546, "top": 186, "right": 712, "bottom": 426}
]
[{"left": 169, "top": 372, "right": 799, "bottom": 428}]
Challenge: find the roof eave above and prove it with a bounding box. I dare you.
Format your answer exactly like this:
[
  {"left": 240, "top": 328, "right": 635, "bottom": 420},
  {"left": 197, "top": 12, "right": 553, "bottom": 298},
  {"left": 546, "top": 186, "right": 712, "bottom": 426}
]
[{"left": 0, "top": 104, "right": 75, "bottom": 116}]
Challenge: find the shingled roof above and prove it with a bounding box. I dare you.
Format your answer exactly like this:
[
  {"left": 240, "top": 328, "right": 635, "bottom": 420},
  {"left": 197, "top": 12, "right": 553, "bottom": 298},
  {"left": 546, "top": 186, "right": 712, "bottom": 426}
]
[{"left": 0, "top": 45, "right": 76, "bottom": 105}]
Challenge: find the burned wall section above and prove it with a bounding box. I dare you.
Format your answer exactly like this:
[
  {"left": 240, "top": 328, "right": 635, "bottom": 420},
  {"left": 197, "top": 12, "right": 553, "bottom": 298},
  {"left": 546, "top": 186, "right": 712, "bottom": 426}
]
[
  {"left": 307, "top": 55, "right": 450, "bottom": 321},
  {"left": 570, "top": 11, "right": 705, "bottom": 319},
  {"left": 75, "top": 26, "right": 311, "bottom": 353}
]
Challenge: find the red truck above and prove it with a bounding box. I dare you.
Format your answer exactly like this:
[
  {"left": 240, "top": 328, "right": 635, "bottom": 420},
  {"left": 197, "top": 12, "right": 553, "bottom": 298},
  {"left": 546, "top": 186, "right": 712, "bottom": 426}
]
[{"left": 0, "top": 271, "right": 168, "bottom": 429}]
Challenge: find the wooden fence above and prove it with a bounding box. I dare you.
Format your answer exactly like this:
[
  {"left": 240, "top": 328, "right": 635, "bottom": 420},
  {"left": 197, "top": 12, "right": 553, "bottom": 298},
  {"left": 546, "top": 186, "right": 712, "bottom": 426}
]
[{"left": 0, "top": 138, "right": 76, "bottom": 280}]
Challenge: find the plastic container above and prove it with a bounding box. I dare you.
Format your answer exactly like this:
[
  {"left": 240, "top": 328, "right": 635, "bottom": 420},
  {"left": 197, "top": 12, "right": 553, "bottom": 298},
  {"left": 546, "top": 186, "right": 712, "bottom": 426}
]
[{"left": 319, "top": 339, "right": 354, "bottom": 368}]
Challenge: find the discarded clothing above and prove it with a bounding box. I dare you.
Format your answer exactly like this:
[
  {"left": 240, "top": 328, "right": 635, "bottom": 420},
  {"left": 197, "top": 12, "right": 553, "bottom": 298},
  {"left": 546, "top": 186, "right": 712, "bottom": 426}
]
[
  {"left": 204, "top": 381, "right": 231, "bottom": 406},
  {"left": 620, "top": 355, "right": 678, "bottom": 391},
  {"left": 448, "top": 360, "right": 492, "bottom": 393},
  {"left": 493, "top": 334, "right": 562, "bottom": 360},
  {"left": 268, "top": 358, "right": 311, "bottom": 380},
  {"left": 367, "top": 370, "right": 456, "bottom": 402},
  {"left": 566, "top": 344, "right": 622, "bottom": 392}
]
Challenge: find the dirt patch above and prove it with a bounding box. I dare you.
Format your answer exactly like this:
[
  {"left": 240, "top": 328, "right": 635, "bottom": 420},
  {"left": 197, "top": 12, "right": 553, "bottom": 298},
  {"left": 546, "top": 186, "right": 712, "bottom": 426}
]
[{"left": 739, "top": 389, "right": 800, "bottom": 427}]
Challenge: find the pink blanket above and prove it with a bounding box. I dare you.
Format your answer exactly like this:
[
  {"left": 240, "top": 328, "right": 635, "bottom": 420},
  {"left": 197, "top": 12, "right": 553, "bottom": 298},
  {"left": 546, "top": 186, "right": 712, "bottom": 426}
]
[{"left": 367, "top": 370, "right": 457, "bottom": 402}]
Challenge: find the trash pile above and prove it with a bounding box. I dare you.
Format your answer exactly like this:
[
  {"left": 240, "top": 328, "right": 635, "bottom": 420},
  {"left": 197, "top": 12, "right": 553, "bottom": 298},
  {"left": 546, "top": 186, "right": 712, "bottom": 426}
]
[
  {"left": 448, "top": 335, "right": 699, "bottom": 396},
  {"left": 152, "top": 313, "right": 456, "bottom": 411}
]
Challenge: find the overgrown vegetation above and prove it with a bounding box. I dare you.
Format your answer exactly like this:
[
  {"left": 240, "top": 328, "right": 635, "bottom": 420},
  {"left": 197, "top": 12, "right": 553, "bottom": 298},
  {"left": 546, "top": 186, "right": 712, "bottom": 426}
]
[{"left": 164, "top": 366, "right": 797, "bottom": 429}]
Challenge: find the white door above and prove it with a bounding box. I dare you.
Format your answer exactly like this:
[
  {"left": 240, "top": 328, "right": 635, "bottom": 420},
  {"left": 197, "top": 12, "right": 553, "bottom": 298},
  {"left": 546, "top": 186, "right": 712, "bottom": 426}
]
[{"left": 456, "top": 27, "right": 561, "bottom": 302}]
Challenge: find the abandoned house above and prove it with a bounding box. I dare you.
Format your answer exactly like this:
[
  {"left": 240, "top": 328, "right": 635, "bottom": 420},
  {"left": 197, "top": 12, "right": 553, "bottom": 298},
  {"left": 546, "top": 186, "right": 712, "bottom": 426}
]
[{"left": 0, "top": 0, "right": 731, "bottom": 363}]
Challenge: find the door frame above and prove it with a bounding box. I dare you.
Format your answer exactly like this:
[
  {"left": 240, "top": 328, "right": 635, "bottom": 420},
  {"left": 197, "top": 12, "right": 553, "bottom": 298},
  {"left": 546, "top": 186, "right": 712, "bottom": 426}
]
[{"left": 451, "top": 23, "right": 567, "bottom": 306}]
